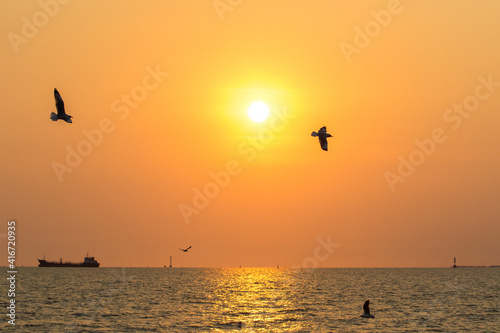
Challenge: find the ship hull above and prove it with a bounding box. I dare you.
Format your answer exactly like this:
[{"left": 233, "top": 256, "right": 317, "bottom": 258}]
[{"left": 38, "top": 259, "right": 100, "bottom": 267}]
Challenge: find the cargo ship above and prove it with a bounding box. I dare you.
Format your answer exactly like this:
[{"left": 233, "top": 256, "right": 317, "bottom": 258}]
[{"left": 38, "top": 254, "right": 100, "bottom": 267}]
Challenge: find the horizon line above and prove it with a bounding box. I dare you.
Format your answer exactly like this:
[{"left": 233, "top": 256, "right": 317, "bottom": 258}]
[{"left": 6, "top": 265, "right": 500, "bottom": 269}]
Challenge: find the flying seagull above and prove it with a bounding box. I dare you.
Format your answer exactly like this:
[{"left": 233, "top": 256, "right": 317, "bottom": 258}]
[
  {"left": 360, "top": 299, "right": 375, "bottom": 318},
  {"left": 311, "top": 126, "right": 332, "bottom": 151},
  {"left": 50, "top": 88, "right": 73, "bottom": 123},
  {"left": 179, "top": 246, "right": 192, "bottom": 253}
]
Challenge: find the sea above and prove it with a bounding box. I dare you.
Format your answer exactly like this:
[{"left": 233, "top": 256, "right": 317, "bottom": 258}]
[{"left": 1, "top": 267, "right": 499, "bottom": 332}]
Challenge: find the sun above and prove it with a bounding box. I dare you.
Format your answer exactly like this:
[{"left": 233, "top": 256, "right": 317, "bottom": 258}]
[{"left": 247, "top": 101, "right": 270, "bottom": 123}]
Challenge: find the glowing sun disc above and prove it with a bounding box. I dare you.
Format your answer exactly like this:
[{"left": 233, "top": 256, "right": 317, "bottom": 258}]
[{"left": 248, "top": 102, "right": 270, "bottom": 123}]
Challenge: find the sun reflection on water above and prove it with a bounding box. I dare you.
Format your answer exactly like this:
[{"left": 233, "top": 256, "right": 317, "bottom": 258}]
[{"left": 210, "top": 268, "right": 309, "bottom": 332}]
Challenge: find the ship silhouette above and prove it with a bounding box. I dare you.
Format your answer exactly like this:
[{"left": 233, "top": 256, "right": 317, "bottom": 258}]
[{"left": 38, "top": 254, "right": 100, "bottom": 267}]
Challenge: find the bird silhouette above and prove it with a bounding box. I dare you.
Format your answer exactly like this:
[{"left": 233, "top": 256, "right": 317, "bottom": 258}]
[
  {"left": 311, "top": 126, "right": 332, "bottom": 151},
  {"left": 360, "top": 299, "right": 375, "bottom": 318},
  {"left": 179, "top": 246, "right": 192, "bottom": 252},
  {"left": 50, "top": 88, "right": 73, "bottom": 123}
]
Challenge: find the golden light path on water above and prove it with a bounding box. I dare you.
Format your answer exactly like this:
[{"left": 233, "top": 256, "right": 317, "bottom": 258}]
[{"left": 212, "top": 268, "right": 305, "bottom": 331}]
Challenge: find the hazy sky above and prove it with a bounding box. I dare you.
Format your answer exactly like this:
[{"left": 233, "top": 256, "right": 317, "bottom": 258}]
[{"left": 2, "top": 0, "right": 499, "bottom": 267}]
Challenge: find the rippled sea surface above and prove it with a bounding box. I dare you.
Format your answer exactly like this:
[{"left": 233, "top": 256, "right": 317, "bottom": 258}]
[{"left": 1, "top": 267, "right": 499, "bottom": 332}]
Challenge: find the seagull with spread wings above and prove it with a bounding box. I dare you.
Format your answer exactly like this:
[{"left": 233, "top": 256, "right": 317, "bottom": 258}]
[
  {"left": 179, "top": 246, "right": 192, "bottom": 253},
  {"left": 50, "top": 88, "right": 73, "bottom": 123},
  {"left": 311, "top": 126, "right": 332, "bottom": 151}
]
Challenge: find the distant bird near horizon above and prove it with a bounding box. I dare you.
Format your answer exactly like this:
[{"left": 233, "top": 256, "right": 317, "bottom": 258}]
[
  {"left": 179, "top": 246, "right": 192, "bottom": 252},
  {"left": 311, "top": 126, "right": 332, "bottom": 151},
  {"left": 50, "top": 88, "right": 73, "bottom": 123},
  {"left": 360, "top": 300, "right": 375, "bottom": 318}
]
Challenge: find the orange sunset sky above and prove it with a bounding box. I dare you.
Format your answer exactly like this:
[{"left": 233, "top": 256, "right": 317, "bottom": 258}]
[{"left": 1, "top": 0, "right": 499, "bottom": 267}]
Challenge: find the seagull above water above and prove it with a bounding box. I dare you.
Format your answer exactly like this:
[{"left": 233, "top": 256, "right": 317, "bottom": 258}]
[
  {"left": 311, "top": 126, "right": 332, "bottom": 151},
  {"left": 50, "top": 88, "right": 73, "bottom": 123},
  {"left": 360, "top": 299, "right": 375, "bottom": 318},
  {"left": 179, "top": 246, "right": 192, "bottom": 253}
]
